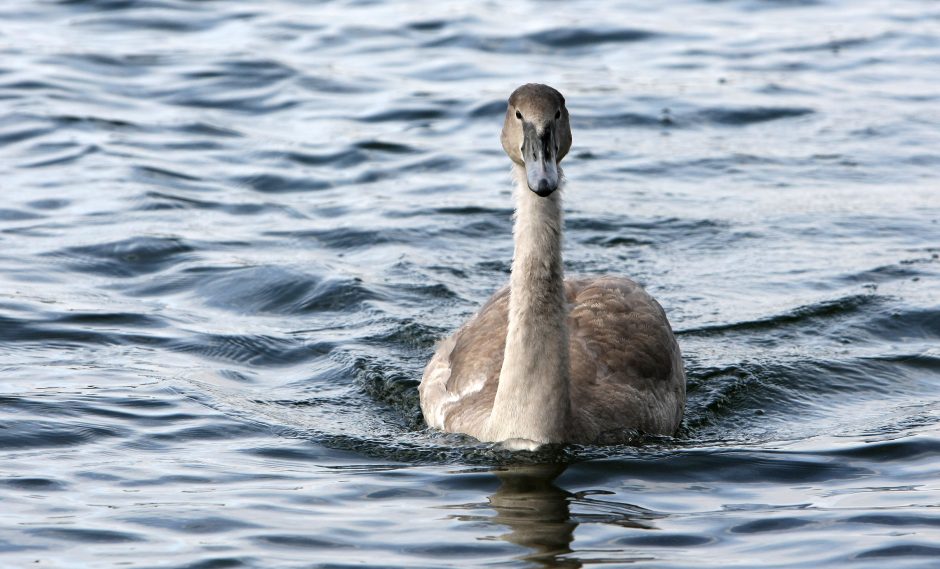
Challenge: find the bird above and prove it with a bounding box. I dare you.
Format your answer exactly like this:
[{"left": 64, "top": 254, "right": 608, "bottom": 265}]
[{"left": 419, "top": 83, "right": 685, "bottom": 450}]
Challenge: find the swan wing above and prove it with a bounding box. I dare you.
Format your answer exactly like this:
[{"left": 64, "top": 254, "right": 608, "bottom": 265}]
[
  {"left": 419, "top": 287, "right": 508, "bottom": 436},
  {"left": 565, "top": 276, "right": 685, "bottom": 437}
]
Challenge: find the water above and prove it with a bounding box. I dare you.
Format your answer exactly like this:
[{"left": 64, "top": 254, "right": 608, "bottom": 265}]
[{"left": 1, "top": 0, "right": 939, "bottom": 566}]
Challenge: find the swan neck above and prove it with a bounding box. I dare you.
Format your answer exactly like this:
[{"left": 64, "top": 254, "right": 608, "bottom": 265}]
[{"left": 486, "top": 164, "right": 570, "bottom": 445}]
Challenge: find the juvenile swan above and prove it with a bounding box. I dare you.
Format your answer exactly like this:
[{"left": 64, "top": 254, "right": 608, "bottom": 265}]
[{"left": 420, "top": 84, "right": 685, "bottom": 449}]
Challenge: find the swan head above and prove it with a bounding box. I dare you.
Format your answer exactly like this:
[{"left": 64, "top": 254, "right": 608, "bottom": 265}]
[{"left": 501, "top": 83, "right": 572, "bottom": 197}]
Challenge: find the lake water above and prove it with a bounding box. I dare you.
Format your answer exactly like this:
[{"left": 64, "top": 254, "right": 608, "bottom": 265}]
[{"left": 2, "top": 0, "right": 939, "bottom": 567}]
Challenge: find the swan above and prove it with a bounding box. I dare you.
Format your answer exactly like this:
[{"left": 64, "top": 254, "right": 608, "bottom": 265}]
[{"left": 419, "top": 83, "right": 685, "bottom": 450}]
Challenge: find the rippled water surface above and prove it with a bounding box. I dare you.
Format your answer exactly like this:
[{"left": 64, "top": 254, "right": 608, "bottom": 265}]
[{"left": 2, "top": 0, "right": 940, "bottom": 567}]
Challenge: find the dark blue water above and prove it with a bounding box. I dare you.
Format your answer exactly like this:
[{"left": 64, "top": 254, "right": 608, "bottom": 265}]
[{"left": 2, "top": 0, "right": 939, "bottom": 567}]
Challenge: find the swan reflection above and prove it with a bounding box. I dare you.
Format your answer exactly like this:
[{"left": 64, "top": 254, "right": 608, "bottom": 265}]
[
  {"left": 459, "top": 464, "right": 660, "bottom": 567},
  {"left": 488, "top": 464, "right": 577, "bottom": 567}
]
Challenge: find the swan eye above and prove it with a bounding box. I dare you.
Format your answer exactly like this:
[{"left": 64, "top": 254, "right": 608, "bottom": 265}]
[
  {"left": 515, "top": 110, "right": 522, "bottom": 120},
  {"left": 555, "top": 110, "right": 561, "bottom": 120}
]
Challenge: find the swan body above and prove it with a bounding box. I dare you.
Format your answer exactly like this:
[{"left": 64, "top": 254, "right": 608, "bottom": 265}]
[{"left": 419, "top": 84, "right": 685, "bottom": 449}]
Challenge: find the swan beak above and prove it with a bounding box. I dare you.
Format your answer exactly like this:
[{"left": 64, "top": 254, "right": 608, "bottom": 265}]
[{"left": 522, "top": 122, "right": 559, "bottom": 197}]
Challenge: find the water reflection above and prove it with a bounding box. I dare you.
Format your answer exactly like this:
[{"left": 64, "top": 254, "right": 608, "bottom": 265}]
[
  {"left": 3, "top": 0, "right": 938, "bottom": 565},
  {"left": 480, "top": 464, "right": 659, "bottom": 567},
  {"left": 488, "top": 464, "right": 578, "bottom": 567}
]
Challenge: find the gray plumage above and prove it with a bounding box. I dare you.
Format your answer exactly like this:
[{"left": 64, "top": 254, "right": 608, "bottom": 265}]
[{"left": 419, "top": 84, "right": 685, "bottom": 448}]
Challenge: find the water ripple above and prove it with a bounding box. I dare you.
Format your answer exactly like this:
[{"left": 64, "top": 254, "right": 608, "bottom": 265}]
[
  {"left": 47, "top": 236, "right": 196, "bottom": 278},
  {"left": 2, "top": 0, "right": 939, "bottom": 567}
]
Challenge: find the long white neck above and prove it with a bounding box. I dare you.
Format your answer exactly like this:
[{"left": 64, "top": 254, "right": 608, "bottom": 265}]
[{"left": 485, "top": 164, "right": 570, "bottom": 445}]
